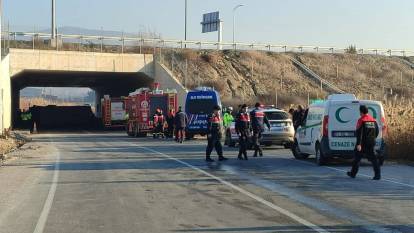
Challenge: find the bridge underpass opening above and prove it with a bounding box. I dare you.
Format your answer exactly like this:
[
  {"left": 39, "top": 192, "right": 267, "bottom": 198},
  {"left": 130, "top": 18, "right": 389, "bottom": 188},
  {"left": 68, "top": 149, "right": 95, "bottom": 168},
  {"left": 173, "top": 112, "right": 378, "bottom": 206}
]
[{"left": 12, "top": 70, "right": 153, "bottom": 130}]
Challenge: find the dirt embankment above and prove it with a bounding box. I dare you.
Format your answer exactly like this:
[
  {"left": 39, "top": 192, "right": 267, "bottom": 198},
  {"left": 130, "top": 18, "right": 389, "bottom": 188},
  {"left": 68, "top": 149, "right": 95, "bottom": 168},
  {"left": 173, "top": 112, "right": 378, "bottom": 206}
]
[
  {"left": 0, "top": 132, "right": 30, "bottom": 163},
  {"left": 162, "top": 50, "right": 414, "bottom": 107}
]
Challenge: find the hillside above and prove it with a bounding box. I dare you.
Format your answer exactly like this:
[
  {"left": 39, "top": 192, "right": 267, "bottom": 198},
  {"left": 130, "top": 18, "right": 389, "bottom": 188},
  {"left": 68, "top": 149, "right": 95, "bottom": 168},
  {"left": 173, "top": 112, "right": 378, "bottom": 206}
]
[{"left": 161, "top": 50, "right": 414, "bottom": 107}]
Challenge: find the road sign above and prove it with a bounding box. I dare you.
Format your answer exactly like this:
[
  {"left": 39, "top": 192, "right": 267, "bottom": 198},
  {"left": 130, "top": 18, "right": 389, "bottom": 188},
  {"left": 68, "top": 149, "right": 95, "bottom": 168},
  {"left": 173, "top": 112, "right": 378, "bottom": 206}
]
[
  {"left": 201, "top": 11, "right": 220, "bottom": 33},
  {"left": 201, "top": 11, "right": 223, "bottom": 49}
]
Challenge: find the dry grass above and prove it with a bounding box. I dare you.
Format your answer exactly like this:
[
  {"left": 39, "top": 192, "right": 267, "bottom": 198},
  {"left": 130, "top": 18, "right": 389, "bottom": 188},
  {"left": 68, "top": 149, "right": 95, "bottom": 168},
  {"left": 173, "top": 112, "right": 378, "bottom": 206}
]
[
  {"left": 384, "top": 103, "right": 414, "bottom": 161},
  {"left": 295, "top": 53, "right": 414, "bottom": 100}
]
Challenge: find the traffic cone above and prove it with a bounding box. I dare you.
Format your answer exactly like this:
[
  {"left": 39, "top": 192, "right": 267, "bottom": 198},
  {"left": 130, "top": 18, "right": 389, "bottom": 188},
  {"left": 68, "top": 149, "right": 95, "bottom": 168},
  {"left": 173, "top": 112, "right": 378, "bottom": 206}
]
[{"left": 32, "top": 122, "right": 37, "bottom": 134}]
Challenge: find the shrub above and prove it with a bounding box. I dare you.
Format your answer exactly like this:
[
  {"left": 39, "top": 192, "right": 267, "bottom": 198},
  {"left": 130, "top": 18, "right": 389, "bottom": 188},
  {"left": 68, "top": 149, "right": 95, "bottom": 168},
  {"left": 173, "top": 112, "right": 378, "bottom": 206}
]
[{"left": 345, "top": 45, "right": 357, "bottom": 54}]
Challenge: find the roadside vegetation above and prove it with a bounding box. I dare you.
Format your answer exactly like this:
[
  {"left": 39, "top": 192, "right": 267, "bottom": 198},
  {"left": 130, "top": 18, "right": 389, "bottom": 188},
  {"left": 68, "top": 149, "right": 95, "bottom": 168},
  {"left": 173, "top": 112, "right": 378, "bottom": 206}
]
[{"left": 385, "top": 103, "right": 414, "bottom": 161}]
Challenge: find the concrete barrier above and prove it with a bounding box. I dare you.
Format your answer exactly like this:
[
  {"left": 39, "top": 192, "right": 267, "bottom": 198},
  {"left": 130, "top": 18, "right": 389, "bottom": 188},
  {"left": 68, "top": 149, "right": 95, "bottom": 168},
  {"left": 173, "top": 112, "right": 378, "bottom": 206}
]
[
  {"left": 0, "top": 55, "right": 11, "bottom": 133},
  {"left": 9, "top": 49, "right": 154, "bottom": 77},
  {"left": 154, "top": 62, "right": 188, "bottom": 110}
]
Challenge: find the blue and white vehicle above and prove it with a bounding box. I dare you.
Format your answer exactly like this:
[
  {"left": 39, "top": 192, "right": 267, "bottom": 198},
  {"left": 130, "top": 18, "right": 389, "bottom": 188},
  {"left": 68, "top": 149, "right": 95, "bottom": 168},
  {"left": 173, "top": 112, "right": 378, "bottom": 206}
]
[
  {"left": 292, "top": 94, "right": 387, "bottom": 166},
  {"left": 185, "top": 87, "right": 222, "bottom": 138}
]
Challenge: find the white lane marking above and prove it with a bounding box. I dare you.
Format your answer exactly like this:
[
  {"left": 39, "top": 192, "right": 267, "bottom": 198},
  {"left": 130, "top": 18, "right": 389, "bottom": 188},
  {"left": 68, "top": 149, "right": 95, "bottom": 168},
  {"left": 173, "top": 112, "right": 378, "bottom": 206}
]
[
  {"left": 293, "top": 159, "right": 414, "bottom": 189},
  {"left": 33, "top": 149, "right": 61, "bottom": 233},
  {"left": 140, "top": 146, "right": 329, "bottom": 233}
]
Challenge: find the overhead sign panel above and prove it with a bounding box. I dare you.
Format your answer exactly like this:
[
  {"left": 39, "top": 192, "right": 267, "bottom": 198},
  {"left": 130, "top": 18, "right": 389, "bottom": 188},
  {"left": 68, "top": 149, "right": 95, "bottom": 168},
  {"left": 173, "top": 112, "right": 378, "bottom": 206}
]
[{"left": 201, "top": 11, "right": 220, "bottom": 33}]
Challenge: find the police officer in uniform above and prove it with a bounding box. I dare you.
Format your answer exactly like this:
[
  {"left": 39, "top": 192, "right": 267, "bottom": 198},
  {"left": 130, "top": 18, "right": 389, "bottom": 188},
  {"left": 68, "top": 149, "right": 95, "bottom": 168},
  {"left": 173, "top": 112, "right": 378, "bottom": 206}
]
[
  {"left": 250, "top": 102, "right": 270, "bottom": 157},
  {"left": 236, "top": 104, "right": 250, "bottom": 160},
  {"left": 206, "top": 105, "right": 228, "bottom": 162},
  {"left": 347, "top": 105, "right": 381, "bottom": 180}
]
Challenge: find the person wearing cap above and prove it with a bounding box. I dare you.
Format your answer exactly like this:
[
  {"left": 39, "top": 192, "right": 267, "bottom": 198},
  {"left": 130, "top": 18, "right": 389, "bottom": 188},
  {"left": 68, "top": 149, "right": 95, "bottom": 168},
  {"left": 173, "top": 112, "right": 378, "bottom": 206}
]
[
  {"left": 223, "top": 107, "right": 234, "bottom": 128},
  {"left": 235, "top": 104, "right": 250, "bottom": 160},
  {"left": 250, "top": 102, "right": 271, "bottom": 157},
  {"left": 206, "top": 105, "right": 228, "bottom": 162}
]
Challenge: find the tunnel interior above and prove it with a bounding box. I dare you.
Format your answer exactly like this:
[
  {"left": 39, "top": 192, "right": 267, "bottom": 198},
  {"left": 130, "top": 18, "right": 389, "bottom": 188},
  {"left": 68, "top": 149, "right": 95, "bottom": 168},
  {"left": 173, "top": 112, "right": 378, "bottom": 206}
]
[{"left": 12, "top": 70, "right": 153, "bottom": 130}]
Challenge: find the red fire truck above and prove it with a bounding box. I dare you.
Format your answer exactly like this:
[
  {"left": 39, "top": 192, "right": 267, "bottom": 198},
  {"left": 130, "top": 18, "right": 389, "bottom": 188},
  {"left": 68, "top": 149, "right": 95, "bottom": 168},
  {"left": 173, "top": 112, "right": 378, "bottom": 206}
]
[
  {"left": 101, "top": 95, "right": 127, "bottom": 129},
  {"left": 126, "top": 83, "right": 178, "bottom": 137}
]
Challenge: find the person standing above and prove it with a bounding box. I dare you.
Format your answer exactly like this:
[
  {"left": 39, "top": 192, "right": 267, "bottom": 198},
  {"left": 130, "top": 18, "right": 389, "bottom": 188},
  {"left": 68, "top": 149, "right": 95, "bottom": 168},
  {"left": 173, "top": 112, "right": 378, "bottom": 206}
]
[
  {"left": 250, "top": 102, "right": 270, "bottom": 157},
  {"left": 206, "top": 105, "right": 228, "bottom": 162},
  {"left": 152, "top": 109, "right": 164, "bottom": 138},
  {"left": 174, "top": 106, "right": 188, "bottom": 143},
  {"left": 347, "top": 105, "right": 381, "bottom": 180},
  {"left": 223, "top": 107, "right": 234, "bottom": 128},
  {"left": 166, "top": 109, "right": 175, "bottom": 138},
  {"left": 235, "top": 104, "right": 250, "bottom": 160},
  {"left": 293, "top": 105, "right": 305, "bottom": 130}
]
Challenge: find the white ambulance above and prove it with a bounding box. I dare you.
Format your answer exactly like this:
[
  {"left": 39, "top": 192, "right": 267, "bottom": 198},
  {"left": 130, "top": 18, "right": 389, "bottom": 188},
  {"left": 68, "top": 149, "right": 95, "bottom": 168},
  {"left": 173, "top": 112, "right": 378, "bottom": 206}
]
[{"left": 292, "top": 94, "right": 387, "bottom": 165}]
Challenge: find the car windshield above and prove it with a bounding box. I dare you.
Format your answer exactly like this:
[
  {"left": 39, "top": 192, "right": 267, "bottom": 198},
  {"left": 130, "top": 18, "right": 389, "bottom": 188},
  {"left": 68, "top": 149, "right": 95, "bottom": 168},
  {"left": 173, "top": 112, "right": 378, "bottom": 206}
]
[
  {"left": 265, "top": 111, "right": 289, "bottom": 120},
  {"left": 187, "top": 99, "right": 216, "bottom": 114}
]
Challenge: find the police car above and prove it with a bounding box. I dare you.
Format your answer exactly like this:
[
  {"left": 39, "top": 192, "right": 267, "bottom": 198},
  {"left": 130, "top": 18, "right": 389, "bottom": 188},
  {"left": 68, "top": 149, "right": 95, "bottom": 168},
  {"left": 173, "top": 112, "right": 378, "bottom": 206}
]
[
  {"left": 224, "top": 107, "right": 294, "bottom": 148},
  {"left": 291, "top": 94, "right": 387, "bottom": 165}
]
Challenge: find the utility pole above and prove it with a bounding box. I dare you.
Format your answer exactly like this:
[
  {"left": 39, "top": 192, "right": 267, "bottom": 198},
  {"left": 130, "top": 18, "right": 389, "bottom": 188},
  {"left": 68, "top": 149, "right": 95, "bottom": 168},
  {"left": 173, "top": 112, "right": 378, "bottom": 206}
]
[
  {"left": 52, "top": 0, "right": 56, "bottom": 39},
  {"left": 184, "top": 0, "right": 187, "bottom": 48}
]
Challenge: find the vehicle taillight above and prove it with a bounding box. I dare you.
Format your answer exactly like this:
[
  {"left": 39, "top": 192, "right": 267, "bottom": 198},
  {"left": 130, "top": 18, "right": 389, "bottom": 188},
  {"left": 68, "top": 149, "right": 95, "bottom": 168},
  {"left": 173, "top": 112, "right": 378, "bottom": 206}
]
[
  {"left": 381, "top": 117, "right": 387, "bottom": 137},
  {"left": 322, "top": 116, "right": 329, "bottom": 137}
]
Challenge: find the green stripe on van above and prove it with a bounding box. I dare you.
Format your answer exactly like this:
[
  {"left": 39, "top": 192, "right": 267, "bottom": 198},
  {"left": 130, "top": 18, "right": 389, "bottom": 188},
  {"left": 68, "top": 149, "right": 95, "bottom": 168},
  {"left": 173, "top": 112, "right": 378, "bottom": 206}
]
[{"left": 297, "top": 122, "right": 322, "bottom": 131}]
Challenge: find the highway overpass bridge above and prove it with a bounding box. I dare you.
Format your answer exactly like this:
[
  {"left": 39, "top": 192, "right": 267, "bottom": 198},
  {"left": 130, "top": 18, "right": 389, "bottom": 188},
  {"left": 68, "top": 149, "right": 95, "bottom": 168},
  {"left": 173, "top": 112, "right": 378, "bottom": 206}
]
[{"left": 0, "top": 49, "right": 187, "bottom": 132}]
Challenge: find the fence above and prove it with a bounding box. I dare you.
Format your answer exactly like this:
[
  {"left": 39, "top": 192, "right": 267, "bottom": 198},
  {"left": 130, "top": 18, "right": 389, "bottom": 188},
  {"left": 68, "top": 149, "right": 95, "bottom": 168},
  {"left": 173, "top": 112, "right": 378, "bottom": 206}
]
[{"left": 2, "top": 30, "right": 414, "bottom": 57}]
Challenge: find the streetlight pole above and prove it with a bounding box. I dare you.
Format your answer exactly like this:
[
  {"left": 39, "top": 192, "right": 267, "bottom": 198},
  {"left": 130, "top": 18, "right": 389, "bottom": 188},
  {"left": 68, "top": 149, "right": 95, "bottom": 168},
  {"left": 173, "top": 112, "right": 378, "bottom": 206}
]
[{"left": 232, "top": 4, "right": 244, "bottom": 49}]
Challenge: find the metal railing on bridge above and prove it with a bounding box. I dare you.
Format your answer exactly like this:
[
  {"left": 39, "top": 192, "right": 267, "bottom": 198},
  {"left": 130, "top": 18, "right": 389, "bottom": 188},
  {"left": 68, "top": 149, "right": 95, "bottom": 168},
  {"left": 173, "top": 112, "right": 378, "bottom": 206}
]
[{"left": 2, "top": 31, "right": 414, "bottom": 57}]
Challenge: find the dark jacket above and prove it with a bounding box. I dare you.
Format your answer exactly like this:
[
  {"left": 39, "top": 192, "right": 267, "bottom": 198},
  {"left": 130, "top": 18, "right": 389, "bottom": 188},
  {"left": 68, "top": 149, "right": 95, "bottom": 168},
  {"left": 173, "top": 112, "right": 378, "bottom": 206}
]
[
  {"left": 207, "top": 113, "right": 222, "bottom": 138},
  {"left": 250, "top": 108, "right": 270, "bottom": 132},
  {"left": 356, "top": 114, "right": 379, "bottom": 148},
  {"left": 293, "top": 109, "right": 305, "bottom": 129},
  {"left": 166, "top": 113, "right": 175, "bottom": 128},
  {"left": 235, "top": 112, "right": 251, "bottom": 136},
  {"left": 175, "top": 111, "right": 188, "bottom": 128}
]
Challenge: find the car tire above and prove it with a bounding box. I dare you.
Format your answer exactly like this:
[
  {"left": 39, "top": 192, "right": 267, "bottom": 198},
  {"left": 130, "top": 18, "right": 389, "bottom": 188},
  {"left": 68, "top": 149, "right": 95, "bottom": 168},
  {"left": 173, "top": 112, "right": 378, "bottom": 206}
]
[
  {"left": 185, "top": 133, "right": 194, "bottom": 140},
  {"left": 315, "top": 143, "right": 326, "bottom": 166},
  {"left": 264, "top": 142, "right": 272, "bottom": 147},
  {"left": 291, "top": 140, "right": 308, "bottom": 159}
]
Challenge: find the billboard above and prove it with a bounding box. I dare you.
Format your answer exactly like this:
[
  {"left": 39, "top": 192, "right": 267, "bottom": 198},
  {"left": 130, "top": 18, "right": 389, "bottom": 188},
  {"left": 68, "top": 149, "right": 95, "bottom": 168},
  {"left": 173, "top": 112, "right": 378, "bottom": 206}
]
[{"left": 201, "top": 11, "right": 220, "bottom": 33}]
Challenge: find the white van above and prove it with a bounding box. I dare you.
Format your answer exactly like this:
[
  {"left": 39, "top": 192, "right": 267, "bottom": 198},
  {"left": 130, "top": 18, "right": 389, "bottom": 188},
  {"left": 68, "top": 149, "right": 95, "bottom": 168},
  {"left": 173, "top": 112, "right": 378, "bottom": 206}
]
[{"left": 292, "top": 94, "right": 387, "bottom": 165}]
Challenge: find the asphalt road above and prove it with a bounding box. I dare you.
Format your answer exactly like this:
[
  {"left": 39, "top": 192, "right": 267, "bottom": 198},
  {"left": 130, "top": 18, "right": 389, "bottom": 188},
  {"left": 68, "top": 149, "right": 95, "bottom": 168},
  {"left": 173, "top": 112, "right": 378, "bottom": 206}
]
[{"left": 0, "top": 132, "right": 413, "bottom": 233}]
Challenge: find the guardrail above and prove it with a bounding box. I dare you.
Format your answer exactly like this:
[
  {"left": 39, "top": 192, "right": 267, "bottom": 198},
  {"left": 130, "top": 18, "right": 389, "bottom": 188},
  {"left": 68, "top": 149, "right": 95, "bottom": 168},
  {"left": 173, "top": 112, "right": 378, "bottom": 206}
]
[
  {"left": 3, "top": 31, "right": 414, "bottom": 56},
  {"left": 289, "top": 56, "right": 345, "bottom": 94}
]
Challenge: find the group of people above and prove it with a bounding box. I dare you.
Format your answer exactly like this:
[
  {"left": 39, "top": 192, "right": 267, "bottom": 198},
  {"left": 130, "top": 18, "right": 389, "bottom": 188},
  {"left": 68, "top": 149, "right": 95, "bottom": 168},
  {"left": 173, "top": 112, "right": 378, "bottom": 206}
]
[
  {"left": 205, "top": 102, "right": 270, "bottom": 162},
  {"left": 153, "top": 102, "right": 381, "bottom": 180},
  {"left": 289, "top": 104, "right": 381, "bottom": 180},
  {"left": 152, "top": 106, "right": 188, "bottom": 143}
]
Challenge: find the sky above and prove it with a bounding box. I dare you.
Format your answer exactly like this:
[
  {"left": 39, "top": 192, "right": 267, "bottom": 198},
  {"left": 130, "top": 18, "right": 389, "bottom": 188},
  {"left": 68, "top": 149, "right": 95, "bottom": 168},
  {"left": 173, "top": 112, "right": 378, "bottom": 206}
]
[{"left": 3, "top": 0, "right": 414, "bottom": 50}]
